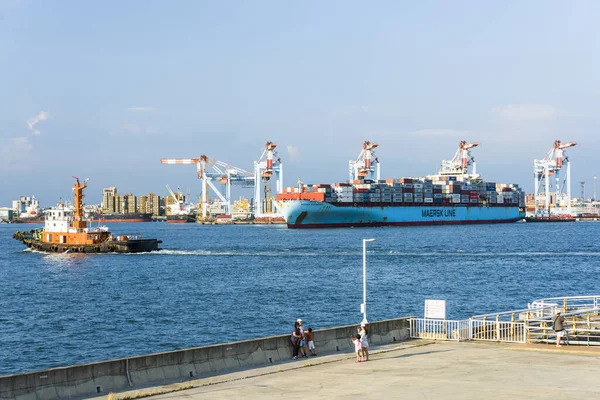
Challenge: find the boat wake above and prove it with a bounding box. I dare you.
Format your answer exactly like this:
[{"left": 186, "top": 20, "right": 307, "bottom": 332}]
[{"left": 386, "top": 250, "right": 600, "bottom": 257}]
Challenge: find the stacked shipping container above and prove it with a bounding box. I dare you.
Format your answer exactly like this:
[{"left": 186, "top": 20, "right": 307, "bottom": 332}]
[{"left": 277, "top": 175, "right": 525, "bottom": 207}]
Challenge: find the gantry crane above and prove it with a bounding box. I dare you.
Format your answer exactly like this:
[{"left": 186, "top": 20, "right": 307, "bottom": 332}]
[
  {"left": 161, "top": 155, "right": 254, "bottom": 218},
  {"left": 534, "top": 140, "right": 577, "bottom": 216},
  {"left": 161, "top": 142, "right": 283, "bottom": 219},
  {"left": 253, "top": 142, "right": 283, "bottom": 217},
  {"left": 439, "top": 141, "right": 479, "bottom": 176},
  {"left": 349, "top": 141, "right": 380, "bottom": 181}
]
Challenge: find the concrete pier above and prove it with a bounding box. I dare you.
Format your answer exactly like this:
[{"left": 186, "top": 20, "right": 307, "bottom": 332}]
[
  {"left": 122, "top": 341, "right": 600, "bottom": 400},
  {"left": 0, "top": 317, "right": 411, "bottom": 400}
]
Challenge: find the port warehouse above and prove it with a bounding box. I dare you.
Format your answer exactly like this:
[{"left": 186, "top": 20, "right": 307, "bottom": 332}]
[{"left": 276, "top": 176, "right": 524, "bottom": 207}]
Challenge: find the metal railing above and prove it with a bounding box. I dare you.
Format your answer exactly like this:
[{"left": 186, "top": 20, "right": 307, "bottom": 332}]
[
  {"left": 410, "top": 318, "right": 471, "bottom": 341},
  {"left": 470, "top": 319, "right": 525, "bottom": 343},
  {"left": 529, "top": 296, "right": 600, "bottom": 314},
  {"left": 410, "top": 296, "right": 600, "bottom": 345},
  {"left": 410, "top": 318, "right": 525, "bottom": 343}
]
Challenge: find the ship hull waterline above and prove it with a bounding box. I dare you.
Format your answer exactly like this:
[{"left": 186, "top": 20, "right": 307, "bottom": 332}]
[
  {"left": 17, "top": 237, "right": 162, "bottom": 253},
  {"left": 276, "top": 200, "right": 526, "bottom": 228}
]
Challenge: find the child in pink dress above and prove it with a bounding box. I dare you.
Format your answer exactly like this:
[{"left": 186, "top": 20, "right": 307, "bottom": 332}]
[{"left": 351, "top": 334, "right": 363, "bottom": 362}]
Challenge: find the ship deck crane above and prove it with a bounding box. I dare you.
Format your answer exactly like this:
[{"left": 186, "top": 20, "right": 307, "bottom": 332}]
[
  {"left": 534, "top": 140, "right": 577, "bottom": 216},
  {"left": 349, "top": 141, "right": 380, "bottom": 181},
  {"left": 165, "top": 184, "right": 184, "bottom": 214},
  {"left": 254, "top": 142, "right": 283, "bottom": 217},
  {"left": 439, "top": 140, "right": 479, "bottom": 177}
]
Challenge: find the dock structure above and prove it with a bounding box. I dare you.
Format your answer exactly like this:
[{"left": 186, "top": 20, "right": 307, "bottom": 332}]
[
  {"left": 3, "top": 296, "right": 600, "bottom": 399},
  {"left": 139, "top": 341, "right": 600, "bottom": 400}
]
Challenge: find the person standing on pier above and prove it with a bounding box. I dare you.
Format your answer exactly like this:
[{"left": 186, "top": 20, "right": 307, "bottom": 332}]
[
  {"left": 351, "top": 334, "right": 363, "bottom": 362},
  {"left": 358, "top": 324, "right": 369, "bottom": 361},
  {"left": 297, "top": 319, "right": 308, "bottom": 358},
  {"left": 291, "top": 321, "right": 303, "bottom": 360},
  {"left": 552, "top": 310, "right": 567, "bottom": 347}
]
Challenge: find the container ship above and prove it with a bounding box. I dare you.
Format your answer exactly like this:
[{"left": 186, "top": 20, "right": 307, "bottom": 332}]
[
  {"left": 275, "top": 141, "right": 525, "bottom": 228},
  {"left": 13, "top": 177, "right": 161, "bottom": 253}
]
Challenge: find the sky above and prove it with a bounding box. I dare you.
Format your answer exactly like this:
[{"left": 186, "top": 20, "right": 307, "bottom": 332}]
[{"left": 1, "top": 0, "right": 599, "bottom": 206}]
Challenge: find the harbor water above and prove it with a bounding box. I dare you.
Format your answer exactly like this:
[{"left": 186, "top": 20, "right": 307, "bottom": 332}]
[{"left": 1, "top": 222, "right": 599, "bottom": 375}]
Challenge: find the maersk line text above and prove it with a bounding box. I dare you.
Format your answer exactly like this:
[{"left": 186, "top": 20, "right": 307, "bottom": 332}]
[{"left": 422, "top": 209, "right": 457, "bottom": 217}]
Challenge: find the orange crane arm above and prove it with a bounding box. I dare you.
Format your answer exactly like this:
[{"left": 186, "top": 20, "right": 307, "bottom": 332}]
[
  {"left": 160, "top": 159, "right": 200, "bottom": 164},
  {"left": 558, "top": 142, "right": 577, "bottom": 149}
]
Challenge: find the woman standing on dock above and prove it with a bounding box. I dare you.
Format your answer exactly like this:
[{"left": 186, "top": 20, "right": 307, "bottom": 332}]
[
  {"left": 291, "top": 321, "right": 303, "bottom": 360},
  {"left": 358, "top": 324, "right": 369, "bottom": 361}
]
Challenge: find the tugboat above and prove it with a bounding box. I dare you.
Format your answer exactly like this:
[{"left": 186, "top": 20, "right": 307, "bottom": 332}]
[{"left": 12, "top": 177, "right": 162, "bottom": 253}]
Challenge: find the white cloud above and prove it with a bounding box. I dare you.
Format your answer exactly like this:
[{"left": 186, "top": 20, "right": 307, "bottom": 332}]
[
  {"left": 286, "top": 145, "right": 299, "bottom": 161},
  {"left": 494, "top": 103, "right": 558, "bottom": 122},
  {"left": 127, "top": 107, "right": 156, "bottom": 112},
  {"left": 407, "top": 129, "right": 467, "bottom": 137},
  {"left": 26, "top": 111, "right": 50, "bottom": 135}
]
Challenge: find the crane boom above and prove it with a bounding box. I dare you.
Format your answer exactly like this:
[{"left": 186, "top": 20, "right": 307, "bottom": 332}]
[{"left": 161, "top": 159, "right": 200, "bottom": 165}]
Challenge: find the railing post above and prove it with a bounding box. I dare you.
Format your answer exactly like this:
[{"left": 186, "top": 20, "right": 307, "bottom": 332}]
[
  {"left": 482, "top": 316, "right": 487, "bottom": 340},
  {"left": 469, "top": 318, "right": 473, "bottom": 341},
  {"left": 496, "top": 315, "right": 500, "bottom": 341},
  {"left": 563, "top": 298, "right": 567, "bottom": 314},
  {"left": 511, "top": 313, "right": 515, "bottom": 337}
]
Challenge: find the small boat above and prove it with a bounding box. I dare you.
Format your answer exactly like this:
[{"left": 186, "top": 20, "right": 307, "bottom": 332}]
[{"left": 12, "top": 177, "right": 162, "bottom": 253}]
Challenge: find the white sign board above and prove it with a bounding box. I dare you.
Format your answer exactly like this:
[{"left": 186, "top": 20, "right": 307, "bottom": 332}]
[{"left": 424, "top": 299, "right": 446, "bottom": 319}]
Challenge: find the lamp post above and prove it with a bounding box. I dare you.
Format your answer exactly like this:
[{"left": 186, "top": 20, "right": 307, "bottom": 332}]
[{"left": 361, "top": 238, "right": 376, "bottom": 325}]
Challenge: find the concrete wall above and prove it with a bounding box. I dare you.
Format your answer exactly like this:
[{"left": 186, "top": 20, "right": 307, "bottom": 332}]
[{"left": 0, "top": 316, "right": 412, "bottom": 400}]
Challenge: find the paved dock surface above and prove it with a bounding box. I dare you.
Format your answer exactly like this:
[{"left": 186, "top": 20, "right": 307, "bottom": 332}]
[{"left": 108, "top": 340, "right": 600, "bottom": 400}]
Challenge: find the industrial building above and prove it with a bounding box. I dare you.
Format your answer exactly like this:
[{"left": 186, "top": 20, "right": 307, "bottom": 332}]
[
  {"left": 12, "top": 196, "right": 40, "bottom": 218},
  {"left": 139, "top": 193, "right": 161, "bottom": 216},
  {"left": 101, "top": 187, "right": 162, "bottom": 216}
]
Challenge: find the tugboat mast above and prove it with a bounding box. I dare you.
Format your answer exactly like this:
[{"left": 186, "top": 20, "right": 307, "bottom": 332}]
[{"left": 72, "top": 176, "right": 87, "bottom": 230}]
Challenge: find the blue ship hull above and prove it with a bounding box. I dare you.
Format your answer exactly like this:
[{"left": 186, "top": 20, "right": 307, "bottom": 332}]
[{"left": 275, "top": 200, "right": 525, "bottom": 228}]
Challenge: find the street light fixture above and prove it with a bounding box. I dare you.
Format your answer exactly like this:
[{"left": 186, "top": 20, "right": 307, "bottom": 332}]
[{"left": 361, "top": 238, "right": 376, "bottom": 325}]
